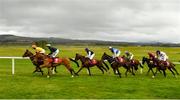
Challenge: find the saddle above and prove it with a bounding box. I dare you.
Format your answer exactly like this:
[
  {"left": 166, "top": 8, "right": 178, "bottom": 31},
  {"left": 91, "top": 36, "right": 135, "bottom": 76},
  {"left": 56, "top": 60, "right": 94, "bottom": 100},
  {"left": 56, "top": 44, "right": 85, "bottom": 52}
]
[
  {"left": 162, "top": 61, "right": 170, "bottom": 66},
  {"left": 48, "top": 57, "right": 63, "bottom": 64},
  {"left": 116, "top": 57, "right": 124, "bottom": 63},
  {"left": 88, "top": 59, "right": 97, "bottom": 65}
]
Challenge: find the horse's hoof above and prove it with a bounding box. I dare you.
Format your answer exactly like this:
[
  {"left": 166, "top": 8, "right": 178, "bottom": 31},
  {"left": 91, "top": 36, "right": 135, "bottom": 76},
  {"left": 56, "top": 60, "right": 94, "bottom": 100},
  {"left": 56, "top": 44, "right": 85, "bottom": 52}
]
[
  {"left": 152, "top": 75, "right": 155, "bottom": 78},
  {"left": 47, "top": 75, "right": 50, "bottom": 78},
  {"left": 71, "top": 75, "right": 74, "bottom": 78}
]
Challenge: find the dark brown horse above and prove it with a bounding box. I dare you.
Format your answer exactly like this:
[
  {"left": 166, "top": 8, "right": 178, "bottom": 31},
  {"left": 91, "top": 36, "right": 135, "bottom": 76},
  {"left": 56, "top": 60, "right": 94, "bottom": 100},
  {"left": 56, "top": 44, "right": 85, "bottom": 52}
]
[
  {"left": 142, "top": 57, "right": 179, "bottom": 78},
  {"left": 74, "top": 53, "right": 109, "bottom": 76},
  {"left": 22, "top": 49, "right": 44, "bottom": 75},
  {"left": 127, "top": 58, "right": 143, "bottom": 74},
  {"left": 23, "top": 50, "right": 78, "bottom": 78},
  {"left": 101, "top": 52, "right": 135, "bottom": 77}
]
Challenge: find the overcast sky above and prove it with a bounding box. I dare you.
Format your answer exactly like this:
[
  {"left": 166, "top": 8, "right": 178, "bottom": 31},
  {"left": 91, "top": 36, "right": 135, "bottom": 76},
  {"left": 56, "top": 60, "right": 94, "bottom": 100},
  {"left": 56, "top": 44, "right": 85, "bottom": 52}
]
[{"left": 0, "top": 0, "right": 180, "bottom": 43}]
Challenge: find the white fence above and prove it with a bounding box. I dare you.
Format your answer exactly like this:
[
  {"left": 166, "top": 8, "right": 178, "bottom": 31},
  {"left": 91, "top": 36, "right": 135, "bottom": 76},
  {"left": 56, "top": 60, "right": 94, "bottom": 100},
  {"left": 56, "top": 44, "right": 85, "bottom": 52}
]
[
  {"left": 0, "top": 57, "right": 29, "bottom": 75},
  {"left": 0, "top": 56, "right": 180, "bottom": 75}
]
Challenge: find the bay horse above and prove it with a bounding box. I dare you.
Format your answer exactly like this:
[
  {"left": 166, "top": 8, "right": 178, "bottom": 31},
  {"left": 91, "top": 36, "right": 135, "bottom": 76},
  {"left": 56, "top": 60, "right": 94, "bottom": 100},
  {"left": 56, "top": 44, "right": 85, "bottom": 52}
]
[
  {"left": 74, "top": 53, "right": 109, "bottom": 76},
  {"left": 142, "top": 57, "right": 179, "bottom": 78},
  {"left": 23, "top": 50, "right": 78, "bottom": 78},
  {"left": 101, "top": 52, "right": 134, "bottom": 77},
  {"left": 128, "top": 58, "right": 143, "bottom": 74},
  {"left": 22, "top": 49, "right": 44, "bottom": 75}
]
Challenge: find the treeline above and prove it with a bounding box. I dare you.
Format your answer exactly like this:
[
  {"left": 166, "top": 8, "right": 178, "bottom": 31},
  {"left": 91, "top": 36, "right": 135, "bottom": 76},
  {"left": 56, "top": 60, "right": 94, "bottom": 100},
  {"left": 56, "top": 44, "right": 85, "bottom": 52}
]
[{"left": 0, "top": 35, "right": 180, "bottom": 47}]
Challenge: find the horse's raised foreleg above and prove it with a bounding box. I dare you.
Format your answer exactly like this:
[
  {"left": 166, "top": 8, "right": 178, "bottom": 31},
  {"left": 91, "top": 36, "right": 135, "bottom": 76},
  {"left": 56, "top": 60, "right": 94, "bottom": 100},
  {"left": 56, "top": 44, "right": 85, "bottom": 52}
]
[
  {"left": 76, "top": 66, "right": 84, "bottom": 75},
  {"left": 101, "top": 64, "right": 107, "bottom": 72},
  {"left": 97, "top": 65, "right": 104, "bottom": 74},
  {"left": 172, "top": 67, "right": 179, "bottom": 75},
  {"left": 168, "top": 68, "right": 176, "bottom": 77}
]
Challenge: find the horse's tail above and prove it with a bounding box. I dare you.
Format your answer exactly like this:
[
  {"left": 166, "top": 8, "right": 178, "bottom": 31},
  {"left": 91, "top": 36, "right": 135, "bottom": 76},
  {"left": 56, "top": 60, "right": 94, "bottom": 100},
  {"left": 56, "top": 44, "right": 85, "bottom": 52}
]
[
  {"left": 102, "top": 60, "right": 109, "bottom": 70},
  {"left": 69, "top": 58, "right": 80, "bottom": 67}
]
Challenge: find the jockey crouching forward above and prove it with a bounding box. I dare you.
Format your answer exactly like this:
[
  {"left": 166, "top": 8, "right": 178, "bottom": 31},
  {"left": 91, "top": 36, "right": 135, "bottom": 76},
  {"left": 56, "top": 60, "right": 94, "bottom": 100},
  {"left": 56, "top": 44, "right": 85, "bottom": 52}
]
[
  {"left": 32, "top": 44, "right": 46, "bottom": 64},
  {"left": 156, "top": 50, "right": 169, "bottom": 66},
  {"left": 148, "top": 52, "right": 158, "bottom": 66},
  {"left": 109, "top": 47, "right": 121, "bottom": 58},
  {"left": 125, "top": 51, "right": 134, "bottom": 62},
  {"left": 109, "top": 46, "right": 121, "bottom": 62},
  {"left": 85, "top": 48, "right": 95, "bottom": 64},
  {"left": 46, "top": 44, "right": 59, "bottom": 63}
]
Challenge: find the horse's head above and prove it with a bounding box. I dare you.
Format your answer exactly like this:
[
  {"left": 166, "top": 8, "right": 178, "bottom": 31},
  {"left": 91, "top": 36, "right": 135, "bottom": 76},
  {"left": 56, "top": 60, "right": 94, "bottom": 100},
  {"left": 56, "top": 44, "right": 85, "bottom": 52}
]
[
  {"left": 101, "top": 52, "right": 111, "bottom": 61},
  {"left": 22, "top": 49, "right": 33, "bottom": 57},
  {"left": 142, "top": 57, "right": 148, "bottom": 65},
  {"left": 75, "top": 53, "right": 83, "bottom": 61}
]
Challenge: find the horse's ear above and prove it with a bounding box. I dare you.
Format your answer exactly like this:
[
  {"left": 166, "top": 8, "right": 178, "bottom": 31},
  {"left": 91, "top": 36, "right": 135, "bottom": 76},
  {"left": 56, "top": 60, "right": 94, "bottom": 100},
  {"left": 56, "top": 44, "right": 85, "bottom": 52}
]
[{"left": 26, "top": 49, "right": 28, "bottom": 51}]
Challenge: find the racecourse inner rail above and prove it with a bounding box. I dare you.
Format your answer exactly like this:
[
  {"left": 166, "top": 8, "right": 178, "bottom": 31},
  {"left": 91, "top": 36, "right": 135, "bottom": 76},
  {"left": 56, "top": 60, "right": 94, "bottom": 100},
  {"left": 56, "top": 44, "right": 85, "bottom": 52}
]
[{"left": 0, "top": 56, "right": 180, "bottom": 75}]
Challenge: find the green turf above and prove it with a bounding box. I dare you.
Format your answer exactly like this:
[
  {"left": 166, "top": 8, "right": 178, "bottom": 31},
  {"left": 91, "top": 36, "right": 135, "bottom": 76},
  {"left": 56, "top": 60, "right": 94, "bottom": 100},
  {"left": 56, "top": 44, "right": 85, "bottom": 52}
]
[{"left": 0, "top": 45, "right": 180, "bottom": 99}]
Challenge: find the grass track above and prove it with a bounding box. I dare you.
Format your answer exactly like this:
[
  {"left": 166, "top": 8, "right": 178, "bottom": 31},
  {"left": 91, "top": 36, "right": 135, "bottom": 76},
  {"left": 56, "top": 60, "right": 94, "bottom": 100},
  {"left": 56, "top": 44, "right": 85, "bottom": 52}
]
[{"left": 0, "top": 45, "right": 180, "bottom": 99}]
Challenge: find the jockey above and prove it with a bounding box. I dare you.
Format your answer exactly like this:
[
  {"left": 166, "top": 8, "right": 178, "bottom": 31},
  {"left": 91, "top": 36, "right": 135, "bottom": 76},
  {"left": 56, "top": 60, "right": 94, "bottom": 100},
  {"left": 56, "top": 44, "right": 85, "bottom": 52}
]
[
  {"left": 46, "top": 44, "right": 59, "bottom": 58},
  {"left": 125, "top": 51, "right": 134, "bottom": 61},
  {"left": 148, "top": 52, "right": 156, "bottom": 60},
  {"left": 109, "top": 46, "right": 121, "bottom": 58},
  {"left": 32, "top": 44, "right": 45, "bottom": 54},
  {"left": 85, "top": 48, "right": 95, "bottom": 60},
  {"left": 156, "top": 50, "right": 168, "bottom": 61}
]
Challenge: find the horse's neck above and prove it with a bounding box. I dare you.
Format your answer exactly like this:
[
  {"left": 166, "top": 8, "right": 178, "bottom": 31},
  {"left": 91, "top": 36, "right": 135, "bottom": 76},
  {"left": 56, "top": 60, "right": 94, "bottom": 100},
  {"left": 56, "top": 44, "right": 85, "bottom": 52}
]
[
  {"left": 80, "top": 56, "right": 87, "bottom": 62},
  {"left": 106, "top": 55, "right": 114, "bottom": 63},
  {"left": 29, "top": 55, "right": 35, "bottom": 61},
  {"left": 27, "top": 52, "right": 34, "bottom": 61}
]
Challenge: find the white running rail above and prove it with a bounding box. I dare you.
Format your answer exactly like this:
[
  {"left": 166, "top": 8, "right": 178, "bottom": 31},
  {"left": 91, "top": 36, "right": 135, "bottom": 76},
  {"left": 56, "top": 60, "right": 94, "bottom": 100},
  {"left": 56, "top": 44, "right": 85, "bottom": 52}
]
[
  {"left": 0, "top": 57, "right": 180, "bottom": 75},
  {"left": 0, "top": 57, "right": 29, "bottom": 75}
]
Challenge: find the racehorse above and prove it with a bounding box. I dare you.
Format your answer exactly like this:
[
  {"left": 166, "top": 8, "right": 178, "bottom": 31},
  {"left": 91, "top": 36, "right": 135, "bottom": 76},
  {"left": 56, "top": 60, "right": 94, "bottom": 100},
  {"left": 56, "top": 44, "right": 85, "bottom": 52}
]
[
  {"left": 22, "top": 49, "right": 78, "bottom": 78},
  {"left": 22, "top": 49, "right": 44, "bottom": 75},
  {"left": 142, "top": 57, "right": 179, "bottom": 78},
  {"left": 128, "top": 58, "right": 143, "bottom": 74},
  {"left": 101, "top": 52, "right": 134, "bottom": 77},
  {"left": 74, "top": 53, "right": 109, "bottom": 76}
]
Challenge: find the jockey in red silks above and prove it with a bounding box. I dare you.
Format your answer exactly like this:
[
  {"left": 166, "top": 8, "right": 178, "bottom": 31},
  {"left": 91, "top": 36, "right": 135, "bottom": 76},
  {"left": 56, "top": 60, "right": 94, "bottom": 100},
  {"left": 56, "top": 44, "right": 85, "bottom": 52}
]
[{"left": 148, "top": 52, "right": 156, "bottom": 61}]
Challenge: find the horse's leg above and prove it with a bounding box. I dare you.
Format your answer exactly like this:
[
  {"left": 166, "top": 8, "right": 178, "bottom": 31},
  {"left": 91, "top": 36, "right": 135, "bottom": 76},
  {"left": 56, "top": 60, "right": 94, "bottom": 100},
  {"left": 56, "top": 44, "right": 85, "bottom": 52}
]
[
  {"left": 66, "top": 65, "right": 77, "bottom": 77},
  {"left": 34, "top": 65, "right": 43, "bottom": 75},
  {"left": 87, "top": 67, "right": 91, "bottom": 76},
  {"left": 113, "top": 68, "right": 117, "bottom": 75},
  {"left": 139, "top": 64, "right": 143, "bottom": 74},
  {"left": 100, "top": 64, "right": 107, "bottom": 72},
  {"left": 76, "top": 66, "right": 84, "bottom": 75},
  {"left": 54, "top": 66, "right": 58, "bottom": 73},
  {"left": 33, "top": 67, "right": 38, "bottom": 73},
  {"left": 97, "top": 65, "right": 104, "bottom": 74},
  {"left": 47, "top": 68, "right": 51, "bottom": 78},
  {"left": 172, "top": 67, "right": 179, "bottom": 75},
  {"left": 162, "top": 70, "right": 166, "bottom": 77},
  {"left": 125, "top": 69, "right": 128, "bottom": 77},
  {"left": 116, "top": 68, "right": 121, "bottom": 78},
  {"left": 151, "top": 68, "right": 156, "bottom": 78},
  {"left": 168, "top": 68, "right": 176, "bottom": 77},
  {"left": 39, "top": 67, "right": 44, "bottom": 75},
  {"left": 131, "top": 66, "right": 135, "bottom": 76},
  {"left": 146, "top": 68, "right": 150, "bottom": 75}
]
